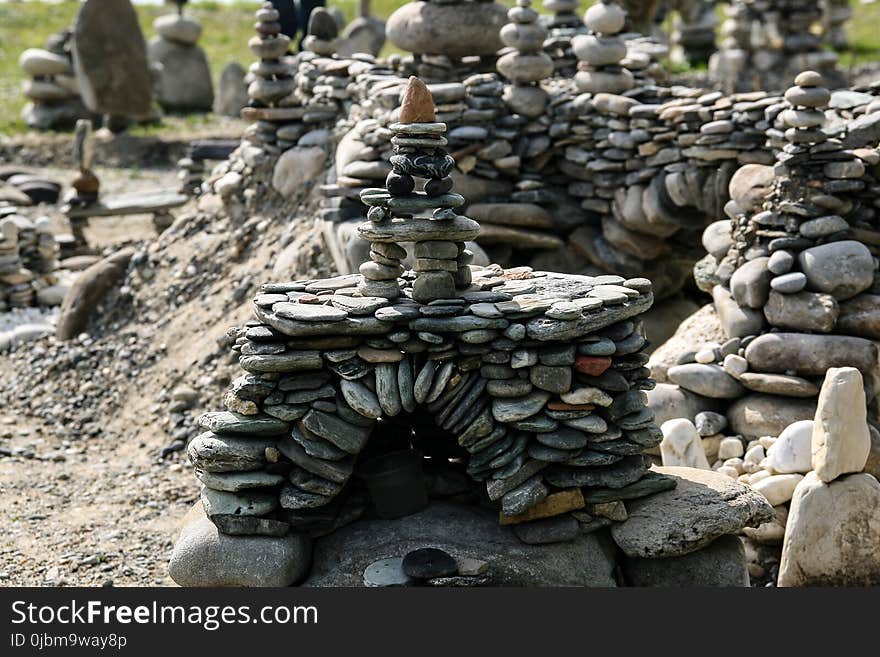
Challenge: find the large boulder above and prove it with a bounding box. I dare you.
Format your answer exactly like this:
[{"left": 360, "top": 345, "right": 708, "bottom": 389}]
[
  {"left": 304, "top": 502, "right": 618, "bottom": 586},
  {"left": 778, "top": 472, "right": 880, "bottom": 586},
  {"left": 610, "top": 466, "right": 774, "bottom": 558},
  {"left": 72, "top": 0, "right": 153, "bottom": 117},
  {"left": 386, "top": 1, "right": 508, "bottom": 58},
  {"left": 169, "top": 503, "right": 312, "bottom": 587},
  {"left": 621, "top": 535, "right": 749, "bottom": 587}
]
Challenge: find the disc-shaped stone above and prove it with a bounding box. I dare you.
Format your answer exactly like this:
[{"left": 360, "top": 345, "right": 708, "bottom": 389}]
[{"left": 401, "top": 547, "right": 458, "bottom": 579}]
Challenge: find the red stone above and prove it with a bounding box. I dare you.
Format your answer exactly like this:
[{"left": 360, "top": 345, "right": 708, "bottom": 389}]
[{"left": 575, "top": 356, "right": 612, "bottom": 376}]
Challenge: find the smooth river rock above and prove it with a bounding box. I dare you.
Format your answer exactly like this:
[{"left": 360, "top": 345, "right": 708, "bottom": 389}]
[{"left": 744, "top": 333, "right": 878, "bottom": 376}]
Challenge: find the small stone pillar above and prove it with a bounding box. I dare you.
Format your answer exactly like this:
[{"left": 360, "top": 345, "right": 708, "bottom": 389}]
[
  {"left": 358, "top": 77, "right": 480, "bottom": 303},
  {"left": 573, "top": 0, "right": 634, "bottom": 95},
  {"left": 245, "top": 2, "right": 295, "bottom": 147}
]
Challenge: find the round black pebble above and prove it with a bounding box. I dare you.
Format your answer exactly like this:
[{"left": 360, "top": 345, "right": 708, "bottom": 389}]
[
  {"left": 424, "top": 176, "right": 453, "bottom": 197},
  {"left": 386, "top": 171, "right": 415, "bottom": 195},
  {"left": 401, "top": 548, "right": 458, "bottom": 579}
]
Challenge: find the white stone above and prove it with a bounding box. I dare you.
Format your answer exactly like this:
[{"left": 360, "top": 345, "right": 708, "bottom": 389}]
[
  {"left": 717, "top": 465, "right": 740, "bottom": 479},
  {"left": 743, "top": 444, "right": 765, "bottom": 472},
  {"left": 659, "top": 418, "right": 711, "bottom": 470},
  {"left": 812, "top": 367, "right": 870, "bottom": 482},
  {"left": 723, "top": 457, "right": 745, "bottom": 475},
  {"left": 717, "top": 437, "right": 744, "bottom": 460},
  {"left": 214, "top": 171, "right": 243, "bottom": 199},
  {"left": 752, "top": 473, "right": 803, "bottom": 506},
  {"left": 743, "top": 504, "right": 788, "bottom": 545},
  {"left": 759, "top": 436, "right": 776, "bottom": 450},
  {"left": 583, "top": 2, "right": 626, "bottom": 34},
  {"left": 695, "top": 343, "right": 719, "bottom": 363},
  {"left": 722, "top": 353, "right": 747, "bottom": 378},
  {"left": 749, "top": 469, "right": 772, "bottom": 484},
  {"left": 765, "top": 420, "right": 813, "bottom": 474}
]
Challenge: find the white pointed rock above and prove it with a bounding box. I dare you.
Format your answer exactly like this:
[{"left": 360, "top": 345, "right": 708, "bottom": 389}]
[
  {"left": 812, "top": 367, "right": 870, "bottom": 483},
  {"left": 659, "top": 419, "right": 711, "bottom": 470}
]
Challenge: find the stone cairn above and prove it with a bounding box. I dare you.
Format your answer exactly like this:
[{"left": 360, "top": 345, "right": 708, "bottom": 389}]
[
  {"left": 0, "top": 215, "right": 59, "bottom": 312},
  {"left": 710, "top": 0, "right": 844, "bottom": 93},
  {"left": 540, "top": 0, "right": 586, "bottom": 76},
  {"left": 176, "top": 78, "right": 682, "bottom": 585},
  {"left": 574, "top": 1, "right": 634, "bottom": 96},
  {"left": 63, "top": 120, "right": 101, "bottom": 247},
  {"left": 824, "top": 0, "right": 852, "bottom": 51},
  {"left": 19, "top": 29, "right": 89, "bottom": 131},
  {"left": 242, "top": 2, "right": 296, "bottom": 150},
  {"left": 359, "top": 78, "right": 475, "bottom": 303},
  {"left": 148, "top": 0, "right": 214, "bottom": 112},
  {"left": 498, "top": 0, "right": 554, "bottom": 120},
  {"left": 668, "top": 0, "right": 719, "bottom": 67},
  {"left": 660, "top": 72, "right": 879, "bottom": 443}
]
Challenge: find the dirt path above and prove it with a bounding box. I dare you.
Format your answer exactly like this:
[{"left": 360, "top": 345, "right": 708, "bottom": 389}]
[{"left": 1, "top": 145, "right": 330, "bottom": 585}]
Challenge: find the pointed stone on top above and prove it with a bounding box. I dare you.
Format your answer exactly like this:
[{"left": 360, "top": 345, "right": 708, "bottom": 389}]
[{"left": 399, "top": 76, "right": 436, "bottom": 124}]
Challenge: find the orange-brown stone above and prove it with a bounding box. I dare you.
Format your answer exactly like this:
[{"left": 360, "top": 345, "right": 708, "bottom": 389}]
[
  {"left": 546, "top": 402, "right": 596, "bottom": 411},
  {"left": 575, "top": 356, "right": 612, "bottom": 376},
  {"left": 72, "top": 170, "right": 100, "bottom": 194},
  {"left": 499, "top": 488, "right": 585, "bottom": 525},
  {"left": 399, "top": 76, "right": 436, "bottom": 124}
]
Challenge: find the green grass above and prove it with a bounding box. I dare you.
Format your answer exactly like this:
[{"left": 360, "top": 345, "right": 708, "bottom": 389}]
[{"left": 0, "top": 1, "right": 877, "bottom": 135}]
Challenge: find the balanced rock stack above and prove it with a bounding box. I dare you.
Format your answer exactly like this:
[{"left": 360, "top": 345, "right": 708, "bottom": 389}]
[
  {"left": 67, "top": 120, "right": 100, "bottom": 208},
  {"left": 497, "top": 0, "right": 553, "bottom": 121},
  {"left": 19, "top": 29, "right": 89, "bottom": 130},
  {"left": 824, "top": 0, "right": 852, "bottom": 50},
  {"left": 573, "top": 1, "right": 633, "bottom": 96},
  {"left": 242, "top": 2, "right": 295, "bottom": 148},
  {"left": 303, "top": 7, "right": 339, "bottom": 56},
  {"left": 658, "top": 72, "right": 880, "bottom": 439},
  {"left": 543, "top": 0, "right": 585, "bottom": 36},
  {"left": 540, "top": 0, "right": 585, "bottom": 77},
  {"left": 668, "top": 0, "right": 718, "bottom": 67},
  {"left": 148, "top": 1, "right": 214, "bottom": 112},
  {"left": 289, "top": 8, "right": 352, "bottom": 130},
  {"left": 171, "top": 79, "right": 689, "bottom": 587},
  {"left": 711, "top": 0, "right": 843, "bottom": 93},
  {"left": 358, "top": 78, "right": 476, "bottom": 303},
  {"left": 0, "top": 218, "right": 33, "bottom": 311},
  {"left": 0, "top": 215, "right": 57, "bottom": 311}
]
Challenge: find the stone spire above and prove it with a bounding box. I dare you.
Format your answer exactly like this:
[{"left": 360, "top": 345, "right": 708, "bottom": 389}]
[
  {"left": 358, "top": 77, "right": 480, "bottom": 303},
  {"left": 572, "top": 0, "right": 634, "bottom": 95},
  {"left": 245, "top": 2, "right": 295, "bottom": 145},
  {"left": 497, "top": 0, "right": 553, "bottom": 118}
]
